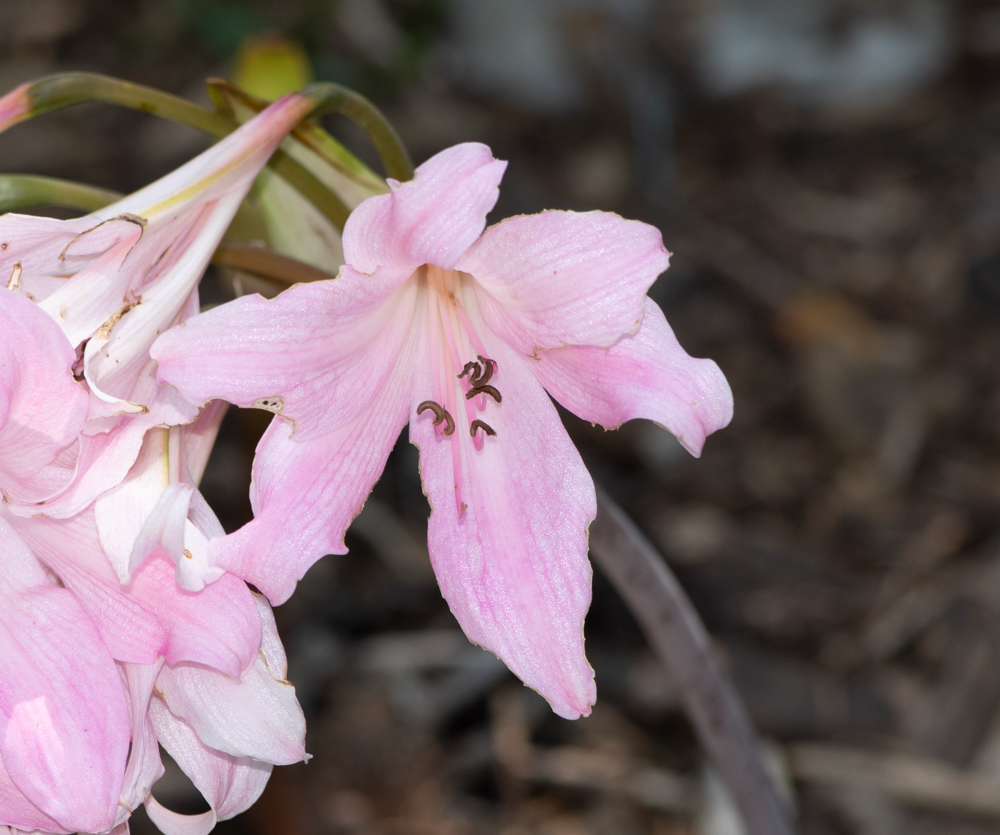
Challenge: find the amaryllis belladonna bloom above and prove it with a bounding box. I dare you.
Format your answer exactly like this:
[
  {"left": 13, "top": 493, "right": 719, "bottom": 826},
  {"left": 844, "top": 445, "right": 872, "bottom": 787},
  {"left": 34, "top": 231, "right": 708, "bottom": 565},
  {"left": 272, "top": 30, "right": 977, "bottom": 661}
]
[
  {"left": 152, "top": 143, "right": 733, "bottom": 719},
  {"left": 0, "top": 90, "right": 315, "bottom": 522},
  {"left": 0, "top": 286, "right": 306, "bottom": 835}
]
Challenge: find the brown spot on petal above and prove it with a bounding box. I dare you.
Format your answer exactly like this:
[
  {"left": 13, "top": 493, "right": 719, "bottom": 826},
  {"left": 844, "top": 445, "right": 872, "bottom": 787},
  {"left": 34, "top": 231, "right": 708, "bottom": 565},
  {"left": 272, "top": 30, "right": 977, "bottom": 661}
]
[
  {"left": 6, "top": 261, "right": 21, "bottom": 291},
  {"left": 95, "top": 301, "right": 137, "bottom": 339},
  {"left": 254, "top": 396, "right": 285, "bottom": 414},
  {"left": 183, "top": 549, "right": 193, "bottom": 560}
]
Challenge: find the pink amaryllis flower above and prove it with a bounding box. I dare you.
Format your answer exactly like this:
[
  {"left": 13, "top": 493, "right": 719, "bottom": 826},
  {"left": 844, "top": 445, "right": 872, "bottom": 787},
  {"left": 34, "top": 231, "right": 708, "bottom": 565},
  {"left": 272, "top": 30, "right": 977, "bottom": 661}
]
[
  {"left": 152, "top": 143, "right": 733, "bottom": 719},
  {"left": 0, "top": 286, "right": 306, "bottom": 834},
  {"left": 0, "top": 89, "right": 316, "bottom": 521},
  {"left": 0, "top": 289, "right": 129, "bottom": 833}
]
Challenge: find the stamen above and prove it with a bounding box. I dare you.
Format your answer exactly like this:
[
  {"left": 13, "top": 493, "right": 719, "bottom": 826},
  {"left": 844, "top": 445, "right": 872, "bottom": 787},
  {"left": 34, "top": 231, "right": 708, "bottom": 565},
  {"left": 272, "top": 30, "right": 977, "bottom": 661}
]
[
  {"left": 466, "top": 384, "right": 501, "bottom": 403},
  {"left": 476, "top": 355, "right": 497, "bottom": 385},
  {"left": 470, "top": 419, "right": 496, "bottom": 438},
  {"left": 417, "top": 400, "right": 455, "bottom": 435},
  {"left": 458, "top": 361, "right": 480, "bottom": 381}
]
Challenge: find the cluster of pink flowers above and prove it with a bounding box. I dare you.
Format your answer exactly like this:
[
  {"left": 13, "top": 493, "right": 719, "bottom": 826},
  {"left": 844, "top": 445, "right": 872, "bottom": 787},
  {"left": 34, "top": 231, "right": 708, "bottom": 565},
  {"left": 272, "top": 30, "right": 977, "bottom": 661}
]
[
  {"left": 0, "top": 92, "right": 315, "bottom": 835},
  {"left": 0, "top": 81, "right": 732, "bottom": 833}
]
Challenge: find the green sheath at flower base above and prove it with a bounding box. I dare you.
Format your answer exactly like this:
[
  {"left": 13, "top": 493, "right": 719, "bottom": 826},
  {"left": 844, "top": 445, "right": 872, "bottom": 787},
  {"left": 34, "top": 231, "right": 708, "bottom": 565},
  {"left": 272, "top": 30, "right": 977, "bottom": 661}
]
[{"left": 3, "top": 72, "right": 351, "bottom": 230}]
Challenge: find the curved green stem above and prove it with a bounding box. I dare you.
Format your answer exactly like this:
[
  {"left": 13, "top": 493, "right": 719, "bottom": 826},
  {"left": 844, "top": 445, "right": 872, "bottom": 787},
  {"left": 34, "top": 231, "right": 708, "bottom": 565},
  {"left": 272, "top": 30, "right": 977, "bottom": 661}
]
[
  {"left": 22, "top": 72, "right": 232, "bottom": 138},
  {"left": 10, "top": 73, "right": 350, "bottom": 230},
  {"left": 0, "top": 175, "right": 121, "bottom": 213},
  {"left": 303, "top": 82, "right": 414, "bottom": 182}
]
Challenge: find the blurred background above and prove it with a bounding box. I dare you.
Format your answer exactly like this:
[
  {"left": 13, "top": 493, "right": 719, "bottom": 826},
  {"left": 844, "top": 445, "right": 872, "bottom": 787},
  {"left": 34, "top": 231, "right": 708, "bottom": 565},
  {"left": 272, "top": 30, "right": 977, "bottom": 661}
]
[{"left": 6, "top": 0, "right": 1000, "bottom": 832}]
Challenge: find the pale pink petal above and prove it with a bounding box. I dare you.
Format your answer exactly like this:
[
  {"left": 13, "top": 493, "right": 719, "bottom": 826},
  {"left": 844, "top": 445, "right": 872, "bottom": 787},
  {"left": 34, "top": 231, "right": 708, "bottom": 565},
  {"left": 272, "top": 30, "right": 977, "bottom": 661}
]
[
  {"left": 125, "top": 482, "right": 225, "bottom": 592},
  {"left": 129, "top": 483, "right": 192, "bottom": 579},
  {"left": 0, "top": 291, "right": 87, "bottom": 500},
  {"left": 115, "top": 661, "right": 165, "bottom": 828},
  {"left": 144, "top": 798, "right": 216, "bottom": 835},
  {"left": 531, "top": 298, "right": 734, "bottom": 456},
  {"left": 156, "top": 596, "right": 305, "bottom": 764},
  {"left": 409, "top": 308, "right": 596, "bottom": 720},
  {"left": 37, "top": 218, "right": 145, "bottom": 347},
  {"left": 0, "top": 517, "right": 129, "bottom": 833},
  {"left": 209, "top": 328, "right": 417, "bottom": 603},
  {"left": 343, "top": 143, "right": 506, "bottom": 273},
  {"left": 12, "top": 512, "right": 260, "bottom": 677},
  {"left": 95, "top": 428, "right": 175, "bottom": 583},
  {"left": 147, "top": 697, "right": 271, "bottom": 830},
  {"left": 152, "top": 272, "right": 417, "bottom": 442},
  {"left": 112, "top": 94, "right": 314, "bottom": 223},
  {"left": 181, "top": 401, "right": 228, "bottom": 486},
  {"left": 15, "top": 369, "right": 200, "bottom": 522},
  {"left": 0, "top": 747, "right": 68, "bottom": 834},
  {"left": 460, "top": 211, "right": 670, "bottom": 350},
  {"left": 0, "top": 214, "right": 90, "bottom": 287},
  {"left": 83, "top": 197, "right": 241, "bottom": 408}
]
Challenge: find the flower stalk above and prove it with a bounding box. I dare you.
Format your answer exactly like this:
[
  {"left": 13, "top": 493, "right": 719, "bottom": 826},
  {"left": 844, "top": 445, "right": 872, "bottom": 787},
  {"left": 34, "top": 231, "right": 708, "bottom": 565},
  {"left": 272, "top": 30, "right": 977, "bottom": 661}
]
[{"left": 589, "top": 486, "right": 797, "bottom": 835}]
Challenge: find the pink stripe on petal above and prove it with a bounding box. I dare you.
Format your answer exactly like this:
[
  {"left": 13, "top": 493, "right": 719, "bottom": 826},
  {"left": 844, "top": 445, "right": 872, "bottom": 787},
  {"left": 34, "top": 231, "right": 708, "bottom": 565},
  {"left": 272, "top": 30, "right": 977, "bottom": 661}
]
[
  {"left": 410, "top": 316, "right": 596, "bottom": 720},
  {"left": 531, "top": 298, "right": 734, "bottom": 456},
  {"left": 343, "top": 143, "right": 507, "bottom": 274},
  {"left": 460, "top": 210, "right": 670, "bottom": 351}
]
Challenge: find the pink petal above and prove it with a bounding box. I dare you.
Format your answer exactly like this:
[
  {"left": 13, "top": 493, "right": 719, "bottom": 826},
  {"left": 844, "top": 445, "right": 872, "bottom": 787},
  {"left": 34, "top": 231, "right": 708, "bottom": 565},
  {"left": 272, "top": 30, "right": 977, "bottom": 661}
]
[
  {"left": 409, "top": 311, "right": 597, "bottom": 720},
  {"left": 12, "top": 512, "right": 260, "bottom": 677},
  {"left": 343, "top": 143, "right": 507, "bottom": 273},
  {"left": 155, "top": 596, "right": 305, "bottom": 765},
  {"left": 115, "top": 661, "right": 165, "bottom": 828},
  {"left": 146, "top": 697, "right": 271, "bottom": 830},
  {"left": 181, "top": 401, "right": 228, "bottom": 486},
  {"left": 460, "top": 210, "right": 670, "bottom": 350},
  {"left": 0, "top": 517, "right": 129, "bottom": 833},
  {"left": 152, "top": 272, "right": 417, "bottom": 443},
  {"left": 0, "top": 214, "right": 91, "bottom": 287},
  {"left": 531, "top": 298, "right": 734, "bottom": 456},
  {"left": 209, "top": 332, "right": 416, "bottom": 603},
  {"left": 0, "top": 747, "right": 68, "bottom": 834},
  {"left": 37, "top": 218, "right": 145, "bottom": 347},
  {"left": 0, "top": 291, "right": 87, "bottom": 500}
]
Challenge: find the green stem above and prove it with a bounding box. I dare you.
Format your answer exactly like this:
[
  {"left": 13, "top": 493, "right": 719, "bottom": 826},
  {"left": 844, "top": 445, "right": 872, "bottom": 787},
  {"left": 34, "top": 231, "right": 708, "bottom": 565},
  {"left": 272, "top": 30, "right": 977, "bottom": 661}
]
[
  {"left": 303, "top": 82, "right": 414, "bottom": 182},
  {"left": 23, "top": 72, "right": 232, "bottom": 138},
  {"left": 0, "top": 175, "right": 121, "bottom": 213},
  {"left": 13, "top": 73, "right": 350, "bottom": 230}
]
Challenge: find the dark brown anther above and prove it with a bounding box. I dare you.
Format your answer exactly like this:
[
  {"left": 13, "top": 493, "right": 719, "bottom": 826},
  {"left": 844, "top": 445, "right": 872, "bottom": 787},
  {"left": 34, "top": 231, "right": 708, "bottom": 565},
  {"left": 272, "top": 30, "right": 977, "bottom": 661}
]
[
  {"left": 417, "top": 400, "right": 456, "bottom": 435},
  {"left": 458, "top": 361, "right": 480, "bottom": 381},
  {"left": 466, "top": 384, "right": 501, "bottom": 403},
  {"left": 470, "top": 419, "right": 496, "bottom": 438},
  {"left": 476, "top": 356, "right": 497, "bottom": 385}
]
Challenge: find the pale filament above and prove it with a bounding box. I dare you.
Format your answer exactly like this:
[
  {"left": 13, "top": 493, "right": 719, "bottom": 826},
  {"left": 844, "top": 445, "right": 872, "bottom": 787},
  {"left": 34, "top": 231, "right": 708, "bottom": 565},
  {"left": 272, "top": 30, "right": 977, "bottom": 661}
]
[{"left": 418, "top": 265, "right": 503, "bottom": 517}]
